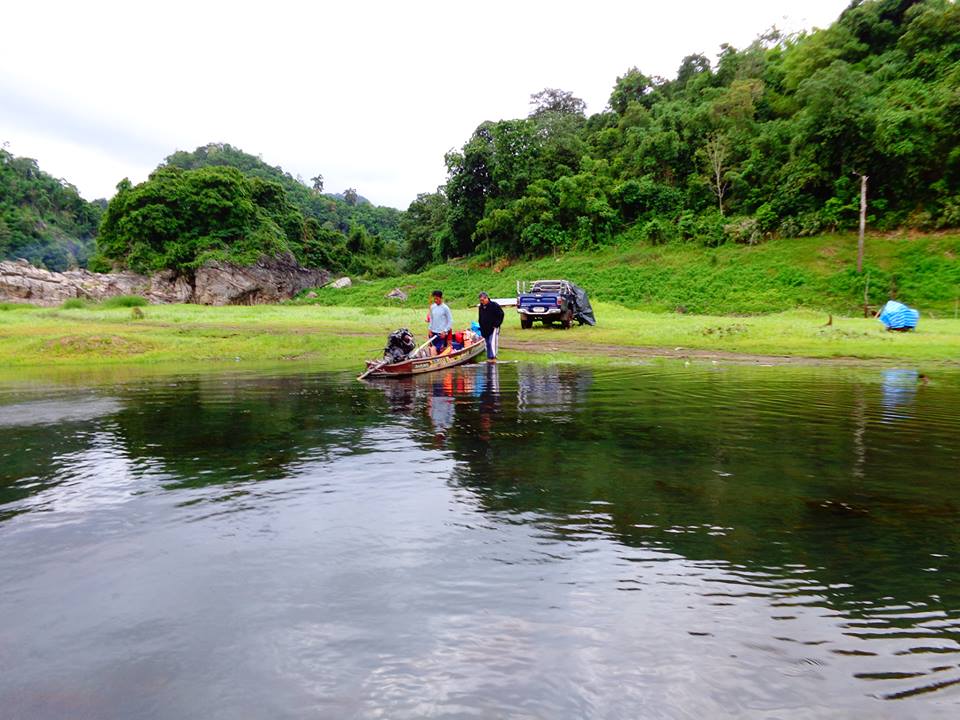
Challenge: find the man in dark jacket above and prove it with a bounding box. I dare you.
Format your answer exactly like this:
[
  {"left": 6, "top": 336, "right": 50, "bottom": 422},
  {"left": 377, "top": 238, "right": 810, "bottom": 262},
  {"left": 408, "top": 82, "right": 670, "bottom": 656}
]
[{"left": 477, "top": 291, "right": 504, "bottom": 362}]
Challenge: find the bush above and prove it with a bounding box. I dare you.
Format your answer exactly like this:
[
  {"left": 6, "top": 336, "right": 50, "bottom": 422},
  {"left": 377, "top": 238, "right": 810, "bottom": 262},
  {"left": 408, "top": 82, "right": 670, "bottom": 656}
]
[
  {"left": 937, "top": 195, "right": 960, "bottom": 229},
  {"left": 61, "top": 298, "right": 89, "bottom": 309},
  {"left": 86, "top": 255, "right": 112, "bottom": 273},
  {"left": 692, "top": 212, "right": 726, "bottom": 247},
  {"left": 640, "top": 217, "right": 675, "bottom": 245},
  {"left": 101, "top": 295, "right": 148, "bottom": 308},
  {"left": 754, "top": 203, "right": 778, "bottom": 234},
  {"left": 724, "top": 216, "right": 763, "bottom": 245}
]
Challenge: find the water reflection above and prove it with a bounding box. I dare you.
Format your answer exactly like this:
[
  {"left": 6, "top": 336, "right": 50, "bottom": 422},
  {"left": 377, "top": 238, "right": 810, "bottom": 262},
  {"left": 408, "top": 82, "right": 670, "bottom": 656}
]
[
  {"left": 880, "top": 368, "right": 920, "bottom": 422},
  {"left": 1, "top": 363, "right": 959, "bottom": 715},
  {"left": 517, "top": 364, "right": 591, "bottom": 416}
]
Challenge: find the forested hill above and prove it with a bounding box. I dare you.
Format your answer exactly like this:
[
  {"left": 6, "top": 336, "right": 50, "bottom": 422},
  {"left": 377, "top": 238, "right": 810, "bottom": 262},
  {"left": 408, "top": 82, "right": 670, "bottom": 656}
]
[
  {"left": 0, "top": 148, "right": 105, "bottom": 271},
  {"left": 164, "top": 144, "right": 402, "bottom": 248},
  {"left": 404, "top": 0, "right": 960, "bottom": 270},
  {"left": 93, "top": 143, "right": 402, "bottom": 277}
]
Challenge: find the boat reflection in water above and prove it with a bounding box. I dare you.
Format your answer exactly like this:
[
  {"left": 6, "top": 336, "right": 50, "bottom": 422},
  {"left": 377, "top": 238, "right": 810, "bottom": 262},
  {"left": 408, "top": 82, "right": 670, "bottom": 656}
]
[{"left": 365, "top": 362, "right": 505, "bottom": 445}]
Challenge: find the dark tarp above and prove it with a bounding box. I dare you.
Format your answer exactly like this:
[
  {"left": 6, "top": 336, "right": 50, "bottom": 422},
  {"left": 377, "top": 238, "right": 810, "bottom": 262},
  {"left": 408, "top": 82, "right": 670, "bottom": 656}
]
[{"left": 569, "top": 284, "right": 596, "bottom": 325}]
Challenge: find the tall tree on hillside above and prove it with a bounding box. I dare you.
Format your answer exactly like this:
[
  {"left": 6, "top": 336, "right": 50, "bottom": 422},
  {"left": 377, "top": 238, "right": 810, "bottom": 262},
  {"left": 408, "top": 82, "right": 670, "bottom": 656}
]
[
  {"left": 675, "top": 54, "right": 713, "bottom": 92},
  {"left": 445, "top": 123, "right": 495, "bottom": 257},
  {"left": 311, "top": 174, "right": 324, "bottom": 192},
  {"left": 529, "top": 88, "right": 586, "bottom": 117},
  {"left": 699, "top": 132, "right": 732, "bottom": 216},
  {"left": 609, "top": 68, "right": 656, "bottom": 114},
  {"left": 401, "top": 190, "right": 451, "bottom": 271}
]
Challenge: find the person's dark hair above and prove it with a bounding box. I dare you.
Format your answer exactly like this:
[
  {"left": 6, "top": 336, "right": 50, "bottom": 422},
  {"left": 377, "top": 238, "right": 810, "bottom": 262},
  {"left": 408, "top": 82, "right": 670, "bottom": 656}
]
[{"left": 432, "top": 290, "right": 443, "bottom": 298}]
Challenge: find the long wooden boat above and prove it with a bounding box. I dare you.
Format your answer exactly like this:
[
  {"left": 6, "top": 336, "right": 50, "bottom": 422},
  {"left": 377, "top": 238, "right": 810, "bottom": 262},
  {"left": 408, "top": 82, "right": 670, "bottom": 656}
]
[{"left": 360, "top": 339, "right": 486, "bottom": 378}]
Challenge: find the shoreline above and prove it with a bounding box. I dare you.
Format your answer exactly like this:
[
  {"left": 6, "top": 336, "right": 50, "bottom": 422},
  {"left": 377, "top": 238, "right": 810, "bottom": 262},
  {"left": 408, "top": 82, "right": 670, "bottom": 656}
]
[{"left": 1, "top": 303, "right": 958, "bottom": 378}]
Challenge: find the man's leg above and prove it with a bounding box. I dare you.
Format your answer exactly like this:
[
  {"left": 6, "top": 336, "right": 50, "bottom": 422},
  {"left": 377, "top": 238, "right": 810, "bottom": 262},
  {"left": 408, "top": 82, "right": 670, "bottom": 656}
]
[{"left": 486, "top": 327, "right": 499, "bottom": 361}]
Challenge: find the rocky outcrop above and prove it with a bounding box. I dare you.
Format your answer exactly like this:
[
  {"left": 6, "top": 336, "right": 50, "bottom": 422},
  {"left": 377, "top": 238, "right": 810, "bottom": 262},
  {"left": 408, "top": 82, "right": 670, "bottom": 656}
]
[
  {"left": 0, "top": 253, "right": 330, "bottom": 306},
  {"left": 191, "top": 254, "right": 331, "bottom": 305}
]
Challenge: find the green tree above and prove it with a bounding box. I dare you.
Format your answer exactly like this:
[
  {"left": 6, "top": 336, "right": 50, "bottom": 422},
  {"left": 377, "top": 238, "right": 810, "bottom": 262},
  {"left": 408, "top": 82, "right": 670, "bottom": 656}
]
[
  {"left": 401, "top": 191, "right": 451, "bottom": 271},
  {"left": 97, "top": 166, "right": 304, "bottom": 274},
  {"left": 609, "top": 68, "right": 655, "bottom": 114},
  {"left": 529, "top": 88, "right": 587, "bottom": 117}
]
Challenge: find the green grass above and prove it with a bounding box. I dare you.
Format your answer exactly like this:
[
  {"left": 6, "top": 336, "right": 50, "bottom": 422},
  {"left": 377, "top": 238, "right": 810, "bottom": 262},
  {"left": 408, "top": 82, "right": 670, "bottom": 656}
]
[
  {"left": 61, "top": 295, "right": 148, "bottom": 310},
  {"left": 1, "top": 232, "right": 957, "bottom": 374},
  {"left": 295, "top": 231, "right": 960, "bottom": 317},
  {"left": 100, "top": 294, "right": 148, "bottom": 308},
  {"left": 61, "top": 298, "right": 90, "bottom": 309},
  {"left": 0, "top": 302, "right": 957, "bottom": 374}
]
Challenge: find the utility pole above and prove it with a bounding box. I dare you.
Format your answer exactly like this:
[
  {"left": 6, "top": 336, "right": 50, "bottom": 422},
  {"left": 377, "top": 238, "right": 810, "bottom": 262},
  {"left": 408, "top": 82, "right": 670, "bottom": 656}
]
[{"left": 857, "top": 174, "right": 868, "bottom": 274}]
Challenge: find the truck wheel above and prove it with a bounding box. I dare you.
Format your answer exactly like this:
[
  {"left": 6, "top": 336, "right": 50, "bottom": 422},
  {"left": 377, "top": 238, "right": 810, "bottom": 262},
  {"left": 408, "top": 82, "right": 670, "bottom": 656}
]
[{"left": 520, "top": 314, "right": 533, "bottom": 329}]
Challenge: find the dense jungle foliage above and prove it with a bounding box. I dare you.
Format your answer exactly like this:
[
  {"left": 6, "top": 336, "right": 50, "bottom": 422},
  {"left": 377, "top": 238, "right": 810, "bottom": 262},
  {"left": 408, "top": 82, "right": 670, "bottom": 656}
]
[
  {"left": 0, "top": 148, "right": 104, "bottom": 271},
  {"left": 403, "top": 0, "right": 960, "bottom": 270},
  {"left": 163, "top": 143, "right": 403, "bottom": 258},
  {"left": 95, "top": 144, "right": 401, "bottom": 276}
]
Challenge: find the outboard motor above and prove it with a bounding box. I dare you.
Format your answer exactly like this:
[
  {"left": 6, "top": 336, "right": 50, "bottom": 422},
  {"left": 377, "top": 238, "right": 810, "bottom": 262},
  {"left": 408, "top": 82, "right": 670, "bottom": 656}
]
[{"left": 383, "top": 328, "right": 416, "bottom": 363}]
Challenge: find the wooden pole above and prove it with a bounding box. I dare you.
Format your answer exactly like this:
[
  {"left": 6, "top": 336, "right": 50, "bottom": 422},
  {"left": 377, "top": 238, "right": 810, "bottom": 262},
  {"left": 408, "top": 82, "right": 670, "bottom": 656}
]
[
  {"left": 857, "top": 174, "right": 868, "bottom": 274},
  {"left": 863, "top": 270, "right": 871, "bottom": 318}
]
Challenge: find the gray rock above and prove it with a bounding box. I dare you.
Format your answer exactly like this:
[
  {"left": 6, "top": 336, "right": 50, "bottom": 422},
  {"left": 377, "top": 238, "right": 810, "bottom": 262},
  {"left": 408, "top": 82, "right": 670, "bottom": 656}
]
[
  {"left": 329, "top": 276, "right": 352, "bottom": 289},
  {"left": 0, "top": 253, "right": 330, "bottom": 306},
  {"left": 386, "top": 287, "right": 408, "bottom": 301},
  {"left": 192, "top": 253, "right": 330, "bottom": 305}
]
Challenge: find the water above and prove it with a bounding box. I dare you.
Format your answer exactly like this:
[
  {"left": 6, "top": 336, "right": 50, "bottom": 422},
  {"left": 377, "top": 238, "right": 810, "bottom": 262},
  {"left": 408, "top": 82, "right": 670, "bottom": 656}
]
[{"left": 1, "top": 362, "right": 958, "bottom": 719}]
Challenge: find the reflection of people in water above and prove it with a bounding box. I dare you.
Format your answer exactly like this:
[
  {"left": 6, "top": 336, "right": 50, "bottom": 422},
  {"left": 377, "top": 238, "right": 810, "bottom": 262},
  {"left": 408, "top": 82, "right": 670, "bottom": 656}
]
[
  {"left": 476, "top": 363, "right": 501, "bottom": 441},
  {"left": 428, "top": 375, "right": 457, "bottom": 440}
]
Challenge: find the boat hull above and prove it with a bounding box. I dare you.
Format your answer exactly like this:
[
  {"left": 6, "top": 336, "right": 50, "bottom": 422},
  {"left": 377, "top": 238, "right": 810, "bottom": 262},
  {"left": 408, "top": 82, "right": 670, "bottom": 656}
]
[{"left": 363, "top": 340, "right": 486, "bottom": 378}]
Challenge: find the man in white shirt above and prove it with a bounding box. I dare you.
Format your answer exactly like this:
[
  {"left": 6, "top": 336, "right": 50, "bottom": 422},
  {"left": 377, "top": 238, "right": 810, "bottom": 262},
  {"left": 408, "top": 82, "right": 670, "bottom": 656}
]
[{"left": 427, "top": 290, "right": 453, "bottom": 354}]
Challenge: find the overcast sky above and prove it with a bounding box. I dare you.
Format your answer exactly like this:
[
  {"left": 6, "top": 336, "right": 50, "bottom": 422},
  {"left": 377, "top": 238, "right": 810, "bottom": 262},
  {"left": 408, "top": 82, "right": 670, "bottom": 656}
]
[{"left": 1, "top": 0, "right": 851, "bottom": 209}]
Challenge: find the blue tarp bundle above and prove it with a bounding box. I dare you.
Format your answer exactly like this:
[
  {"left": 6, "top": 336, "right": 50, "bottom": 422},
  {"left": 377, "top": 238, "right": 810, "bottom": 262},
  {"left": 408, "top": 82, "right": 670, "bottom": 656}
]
[{"left": 877, "top": 300, "right": 919, "bottom": 330}]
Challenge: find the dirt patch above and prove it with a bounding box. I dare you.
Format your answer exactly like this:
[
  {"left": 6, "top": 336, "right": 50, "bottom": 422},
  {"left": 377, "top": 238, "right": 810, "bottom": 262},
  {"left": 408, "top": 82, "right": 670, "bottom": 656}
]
[
  {"left": 700, "top": 323, "right": 750, "bottom": 337},
  {"left": 42, "top": 335, "right": 153, "bottom": 357}
]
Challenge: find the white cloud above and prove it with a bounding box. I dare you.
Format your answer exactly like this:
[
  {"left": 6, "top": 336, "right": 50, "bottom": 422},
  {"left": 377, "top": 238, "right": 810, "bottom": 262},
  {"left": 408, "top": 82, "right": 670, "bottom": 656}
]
[{"left": 1, "top": 0, "right": 849, "bottom": 208}]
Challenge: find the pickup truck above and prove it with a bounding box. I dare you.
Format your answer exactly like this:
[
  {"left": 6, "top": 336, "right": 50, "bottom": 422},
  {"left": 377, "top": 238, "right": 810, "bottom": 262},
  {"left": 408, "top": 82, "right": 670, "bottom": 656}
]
[{"left": 516, "top": 279, "right": 578, "bottom": 329}]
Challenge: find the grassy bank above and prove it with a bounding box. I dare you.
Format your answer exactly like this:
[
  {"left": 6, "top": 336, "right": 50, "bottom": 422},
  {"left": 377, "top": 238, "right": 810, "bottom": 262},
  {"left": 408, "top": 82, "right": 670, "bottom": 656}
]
[
  {"left": 1, "top": 301, "right": 957, "bottom": 375},
  {"left": 300, "top": 232, "right": 960, "bottom": 316},
  {"left": 2, "top": 232, "right": 957, "bottom": 374}
]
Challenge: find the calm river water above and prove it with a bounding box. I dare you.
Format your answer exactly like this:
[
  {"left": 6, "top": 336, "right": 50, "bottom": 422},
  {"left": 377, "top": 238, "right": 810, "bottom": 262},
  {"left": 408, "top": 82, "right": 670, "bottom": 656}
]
[{"left": 1, "top": 361, "right": 958, "bottom": 719}]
